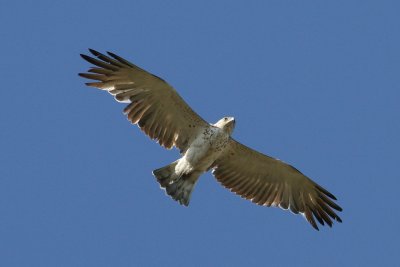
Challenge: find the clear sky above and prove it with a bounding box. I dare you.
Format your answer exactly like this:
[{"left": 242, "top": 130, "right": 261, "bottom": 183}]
[{"left": 1, "top": 1, "right": 399, "bottom": 266}]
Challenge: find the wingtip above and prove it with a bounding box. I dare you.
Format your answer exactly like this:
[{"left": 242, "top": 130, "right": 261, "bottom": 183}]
[
  {"left": 316, "top": 185, "right": 337, "bottom": 200},
  {"left": 84, "top": 82, "right": 101, "bottom": 87},
  {"left": 106, "top": 51, "right": 116, "bottom": 57},
  {"left": 80, "top": 54, "right": 91, "bottom": 61},
  {"left": 88, "top": 48, "right": 101, "bottom": 56}
]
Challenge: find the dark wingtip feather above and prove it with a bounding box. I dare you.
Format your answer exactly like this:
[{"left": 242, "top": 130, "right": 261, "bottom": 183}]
[
  {"left": 330, "top": 194, "right": 337, "bottom": 201},
  {"left": 106, "top": 51, "right": 118, "bottom": 58},
  {"left": 315, "top": 215, "right": 324, "bottom": 226},
  {"left": 316, "top": 185, "right": 337, "bottom": 200},
  {"left": 84, "top": 82, "right": 103, "bottom": 87},
  {"left": 106, "top": 51, "right": 137, "bottom": 68},
  {"left": 80, "top": 54, "right": 92, "bottom": 62},
  {"left": 89, "top": 48, "right": 101, "bottom": 56},
  {"left": 106, "top": 51, "right": 124, "bottom": 62},
  {"left": 305, "top": 207, "right": 319, "bottom": 231}
]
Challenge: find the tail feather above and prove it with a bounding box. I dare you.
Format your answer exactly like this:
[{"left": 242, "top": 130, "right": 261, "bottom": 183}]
[{"left": 152, "top": 162, "right": 199, "bottom": 206}]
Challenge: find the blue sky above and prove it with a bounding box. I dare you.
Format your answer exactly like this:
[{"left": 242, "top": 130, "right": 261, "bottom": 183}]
[{"left": 1, "top": 1, "right": 399, "bottom": 266}]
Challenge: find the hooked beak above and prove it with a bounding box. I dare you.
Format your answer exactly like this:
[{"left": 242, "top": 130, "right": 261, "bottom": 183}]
[{"left": 228, "top": 117, "right": 236, "bottom": 128}]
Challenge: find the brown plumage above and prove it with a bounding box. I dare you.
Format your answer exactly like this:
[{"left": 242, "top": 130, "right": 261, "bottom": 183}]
[{"left": 79, "top": 49, "right": 342, "bottom": 230}]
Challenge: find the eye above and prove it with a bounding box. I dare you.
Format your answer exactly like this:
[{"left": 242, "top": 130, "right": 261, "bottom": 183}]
[{"left": 224, "top": 117, "right": 228, "bottom": 121}]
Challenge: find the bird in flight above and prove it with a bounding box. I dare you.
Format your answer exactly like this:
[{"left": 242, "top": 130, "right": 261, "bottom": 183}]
[{"left": 79, "top": 49, "right": 342, "bottom": 230}]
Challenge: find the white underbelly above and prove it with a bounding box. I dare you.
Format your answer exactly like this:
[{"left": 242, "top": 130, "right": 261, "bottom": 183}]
[{"left": 175, "top": 127, "right": 228, "bottom": 175}]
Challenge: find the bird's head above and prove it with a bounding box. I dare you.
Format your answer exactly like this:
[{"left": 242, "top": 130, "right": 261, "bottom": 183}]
[{"left": 214, "top": 116, "right": 236, "bottom": 134}]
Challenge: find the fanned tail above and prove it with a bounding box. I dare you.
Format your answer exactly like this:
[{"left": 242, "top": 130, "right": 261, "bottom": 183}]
[{"left": 152, "top": 162, "right": 199, "bottom": 206}]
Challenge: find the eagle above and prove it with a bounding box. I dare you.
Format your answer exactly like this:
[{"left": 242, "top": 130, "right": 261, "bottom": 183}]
[{"left": 79, "top": 49, "right": 342, "bottom": 230}]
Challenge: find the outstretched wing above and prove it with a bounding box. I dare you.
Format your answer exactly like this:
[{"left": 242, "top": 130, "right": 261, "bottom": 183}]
[
  {"left": 212, "top": 139, "right": 342, "bottom": 230},
  {"left": 79, "top": 49, "right": 209, "bottom": 152}
]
